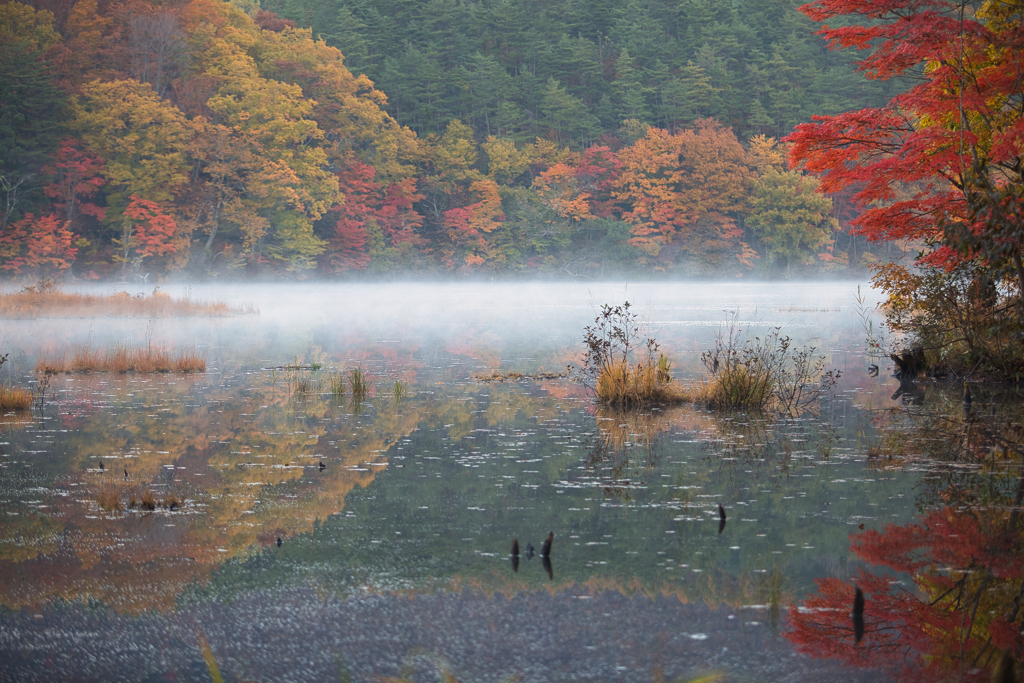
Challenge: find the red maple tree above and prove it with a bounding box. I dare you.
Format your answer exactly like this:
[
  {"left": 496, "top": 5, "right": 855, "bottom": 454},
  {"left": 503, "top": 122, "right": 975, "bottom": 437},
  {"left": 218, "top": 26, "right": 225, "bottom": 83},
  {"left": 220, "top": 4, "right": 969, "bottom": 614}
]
[
  {"left": 43, "top": 139, "right": 107, "bottom": 226},
  {"left": 786, "top": 0, "right": 1024, "bottom": 284},
  {"left": 327, "top": 161, "right": 425, "bottom": 272}
]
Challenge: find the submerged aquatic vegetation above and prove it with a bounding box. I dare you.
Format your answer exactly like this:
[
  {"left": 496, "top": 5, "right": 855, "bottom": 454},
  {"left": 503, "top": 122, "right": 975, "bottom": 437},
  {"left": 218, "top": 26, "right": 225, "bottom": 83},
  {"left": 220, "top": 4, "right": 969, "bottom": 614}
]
[
  {"left": 393, "top": 380, "right": 407, "bottom": 402},
  {"left": 0, "top": 282, "right": 255, "bottom": 318},
  {"left": 35, "top": 342, "right": 205, "bottom": 374},
  {"left": 474, "top": 370, "right": 567, "bottom": 382}
]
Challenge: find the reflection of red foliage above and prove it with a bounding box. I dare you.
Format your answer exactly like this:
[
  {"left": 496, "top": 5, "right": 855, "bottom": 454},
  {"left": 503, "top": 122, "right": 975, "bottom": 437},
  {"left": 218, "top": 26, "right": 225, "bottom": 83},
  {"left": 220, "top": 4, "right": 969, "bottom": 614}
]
[
  {"left": 854, "top": 508, "right": 1021, "bottom": 579},
  {"left": 788, "top": 507, "right": 1024, "bottom": 682}
]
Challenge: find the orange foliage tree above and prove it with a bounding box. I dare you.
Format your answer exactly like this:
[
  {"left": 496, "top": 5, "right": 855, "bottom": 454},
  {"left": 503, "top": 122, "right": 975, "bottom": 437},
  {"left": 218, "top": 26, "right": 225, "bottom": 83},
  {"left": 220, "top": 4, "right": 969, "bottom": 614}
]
[
  {"left": 117, "top": 195, "right": 178, "bottom": 275},
  {"left": 0, "top": 213, "right": 78, "bottom": 275},
  {"left": 614, "top": 120, "right": 755, "bottom": 269}
]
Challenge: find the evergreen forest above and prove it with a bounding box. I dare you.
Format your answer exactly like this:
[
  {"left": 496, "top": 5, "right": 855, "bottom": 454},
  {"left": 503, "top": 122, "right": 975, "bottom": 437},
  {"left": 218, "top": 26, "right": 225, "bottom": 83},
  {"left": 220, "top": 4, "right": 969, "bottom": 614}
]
[{"left": 0, "top": 0, "right": 903, "bottom": 280}]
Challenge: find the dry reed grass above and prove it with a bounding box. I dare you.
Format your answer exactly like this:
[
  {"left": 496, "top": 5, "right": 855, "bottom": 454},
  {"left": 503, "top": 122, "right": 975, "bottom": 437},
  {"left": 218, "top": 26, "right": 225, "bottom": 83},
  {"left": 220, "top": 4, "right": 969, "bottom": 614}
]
[
  {"left": 138, "top": 489, "right": 157, "bottom": 511},
  {"left": 95, "top": 484, "right": 123, "bottom": 512},
  {"left": 36, "top": 342, "right": 206, "bottom": 374},
  {"left": 0, "top": 289, "right": 254, "bottom": 318},
  {"left": 596, "top": 358, "right": 689, "bottom": 406},
  {"left": 693, "top": 362, "right": 774, "bottom": 410},
  {"left": 0, "top": 384, "right": 32, "bottom": 410}
]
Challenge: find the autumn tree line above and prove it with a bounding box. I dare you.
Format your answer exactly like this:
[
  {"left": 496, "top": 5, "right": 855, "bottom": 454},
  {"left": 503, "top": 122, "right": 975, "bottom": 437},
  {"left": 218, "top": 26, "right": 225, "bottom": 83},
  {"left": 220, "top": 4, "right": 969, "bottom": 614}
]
[{"left": 1, "top": 0, "right": 888, "bottom": 280}]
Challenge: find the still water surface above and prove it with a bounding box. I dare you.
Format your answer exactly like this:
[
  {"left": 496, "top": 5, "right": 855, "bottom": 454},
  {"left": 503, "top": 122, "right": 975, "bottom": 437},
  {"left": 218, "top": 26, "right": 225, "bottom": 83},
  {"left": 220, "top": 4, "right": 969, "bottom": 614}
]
[{"left": 0, "top": 282, "right": 1020, "bottom": 682}]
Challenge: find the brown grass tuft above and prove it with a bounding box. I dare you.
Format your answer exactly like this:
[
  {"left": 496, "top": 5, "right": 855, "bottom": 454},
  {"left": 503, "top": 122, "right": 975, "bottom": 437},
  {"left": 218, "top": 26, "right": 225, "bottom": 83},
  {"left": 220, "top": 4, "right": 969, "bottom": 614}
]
[
  {"left": 0, "top": 288, "right": 255, "bottom": 319},
  {"left": 139, "top": 489, "right": 157, "bottom": 511},
  {"left": 36, "top": 342, "right": 206, "bottom": 374},
  {"left": 0, "top": 384, "right": 32, "bottom": 411},
  {"left": 693, "top": 363, "right": 774, "bottom": 411},
  {"left": 596, "top": 358, "right": 689, "bottom": 406},
  {"left": 95, "top": 484, "right": 123, "bottom": 512}
]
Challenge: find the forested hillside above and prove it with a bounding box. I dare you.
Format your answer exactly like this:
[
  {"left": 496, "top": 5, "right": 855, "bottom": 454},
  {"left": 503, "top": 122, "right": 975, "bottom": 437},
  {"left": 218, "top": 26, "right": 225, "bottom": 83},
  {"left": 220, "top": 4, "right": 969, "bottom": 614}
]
[
  {"left": 262, "top": 0, "right": 896, "bottom": 144},
  {"left": 0, "top": 0, "right": 897, "bottom": 280}
]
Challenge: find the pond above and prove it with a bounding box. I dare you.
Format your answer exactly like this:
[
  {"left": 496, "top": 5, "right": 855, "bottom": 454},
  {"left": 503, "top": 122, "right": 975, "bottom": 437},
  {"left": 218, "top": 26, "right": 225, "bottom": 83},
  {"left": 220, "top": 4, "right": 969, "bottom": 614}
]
[{"left": 0, "top": 282, "right": 1021, "bottom": 683}]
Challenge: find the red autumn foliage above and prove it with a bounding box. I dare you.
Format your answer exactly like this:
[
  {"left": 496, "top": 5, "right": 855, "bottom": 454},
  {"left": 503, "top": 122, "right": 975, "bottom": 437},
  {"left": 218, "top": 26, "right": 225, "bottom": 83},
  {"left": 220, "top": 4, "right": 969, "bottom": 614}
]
[
  {"left": 327, "top": 161, "right": 425, "bottom": 272},
  {"left": 377, "top": 178, "right": 424, "bottom": 245},
  {"left": 124, "top": 195, "right": 178, "bottom": 260},
  {"left": 574, "top": 146, "right": 623, "bottom": 219},
  {"left": 786, "top": 0, "right": 1024, "bottom": 269},
  {"left": 43, "top": 139, "right": 107, "bottom": 224},
  {"left": 0, "top": 213, "right": 78, "bottom": 274},
  {"left": 253, "top": 10, "right": 295, "bottom": 32},
  {"left": 442, "top": 179, "right": 504, "bottom": 240},
  {"left": 787, "top": 506, "right": 1024, "bottom": 683}
]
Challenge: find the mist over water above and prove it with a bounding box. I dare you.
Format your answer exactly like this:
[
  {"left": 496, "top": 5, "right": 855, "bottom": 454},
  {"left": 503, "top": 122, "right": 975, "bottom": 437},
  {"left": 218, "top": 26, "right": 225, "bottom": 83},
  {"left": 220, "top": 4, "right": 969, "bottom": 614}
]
[
  {"left": 3, "top": 280, "right": 884, "bottom": 378},
  {"left": 0, "top": 280, "right": 940, "bottom": 683}
]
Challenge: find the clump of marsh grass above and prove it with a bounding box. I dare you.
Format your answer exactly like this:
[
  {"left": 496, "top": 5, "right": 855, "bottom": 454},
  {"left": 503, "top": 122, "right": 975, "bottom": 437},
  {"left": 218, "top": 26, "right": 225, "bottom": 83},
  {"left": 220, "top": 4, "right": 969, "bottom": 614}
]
[
  {"left": 95, "top": 484, "right": 123, "bottom": 512},
  {"left": 290, "top": 373, "right": 324, "bottom": 402},
  {"left": 571, "top": 301, "right": 687, "bottom": 406},
  {"left": 1, "top": 280, "right": 255, "bottom": 318},
  {"left": 138, "top": 489, "right": 157, "bottom": 511},
  {"left": 327, "top": 372, "right": 345, "bottom": 397},
  {"left": 595, "top": 356, "right": 688, "bottom": 405},
  {"left": 393, "top": 380, "right": 407, "bottom": 402},
  {"left": 0, "top": 384, "right": 32, "bottom": 411},
  {"left": 36, "top": 341, "right": 205, "bottom": 374},
  {"left": 696, "top": 315, "right": 840, "bottom": 415},
  {"left": 0, "top": 351, "right": 33, "bottom": 410},
  {"left": 350, "top": 368, "right": 371, "bottom": 398}
]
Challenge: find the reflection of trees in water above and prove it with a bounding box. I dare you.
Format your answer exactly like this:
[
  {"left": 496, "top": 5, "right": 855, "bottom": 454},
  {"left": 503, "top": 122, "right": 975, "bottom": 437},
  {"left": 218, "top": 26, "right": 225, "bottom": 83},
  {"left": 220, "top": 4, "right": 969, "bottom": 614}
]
[
  {"left": 789, "top": 504, "right": 1023, "bottom": 682},
  {"left": 869, "top": 387, "right": 1024, "bottom": 510},
  {"left": 581, "top": 405, "right": 813, "bottom": 501},
  {"left": 0, "top": 586, "right": 884, "bottom": 683},
  {"left": 789, "top": 388, "right": 1024, "bottom": 682},
  {"left": 583, "top": 407, "right": 664, "bottom": 501},
  {"left": 0, "top": 372, "right": 423, "bottom": 613}
]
